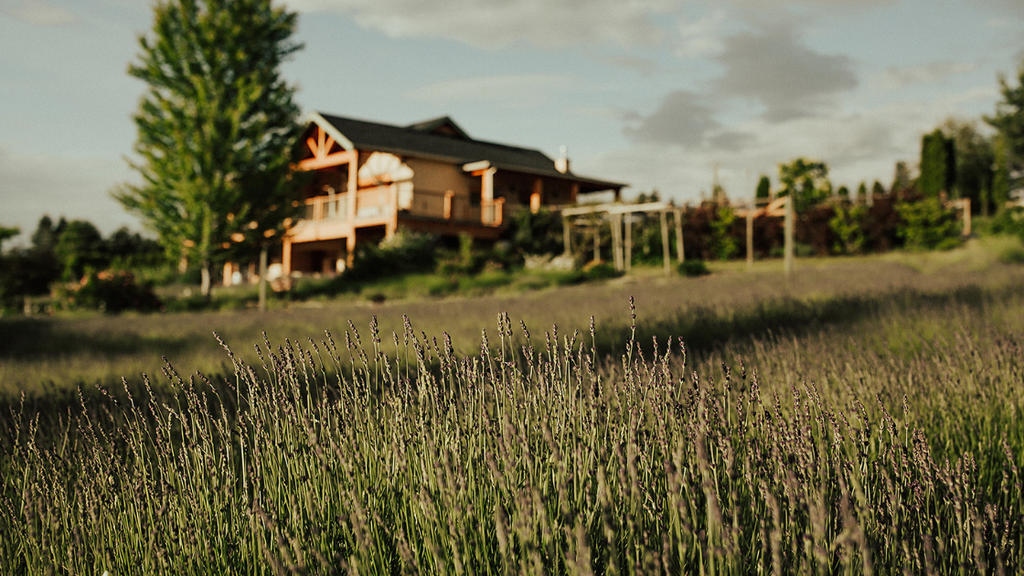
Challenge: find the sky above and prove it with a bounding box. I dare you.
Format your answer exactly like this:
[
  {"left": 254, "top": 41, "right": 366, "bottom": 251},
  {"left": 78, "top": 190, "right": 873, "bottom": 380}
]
[{"left": 1, "top": 0, "right": 1023, "bottom": 243}]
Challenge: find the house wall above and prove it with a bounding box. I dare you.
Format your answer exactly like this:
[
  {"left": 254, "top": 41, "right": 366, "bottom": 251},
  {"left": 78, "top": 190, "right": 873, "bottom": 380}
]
[{"left": 406, "top": 158, "right": 472, "bottom": 195}]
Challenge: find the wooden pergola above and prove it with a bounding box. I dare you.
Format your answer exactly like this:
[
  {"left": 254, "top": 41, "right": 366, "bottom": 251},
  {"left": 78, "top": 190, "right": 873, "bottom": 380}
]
[
  {"left": 562, "top": 196, "right": 799, "bottom": 278},
  {"left": 561, "top": 202, "right": 685, "bottom": 276}
]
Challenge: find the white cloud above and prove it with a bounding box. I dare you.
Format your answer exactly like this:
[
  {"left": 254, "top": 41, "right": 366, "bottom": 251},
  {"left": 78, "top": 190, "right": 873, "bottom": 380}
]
[
  {"left": 285, "top": 0, "right": 675, "bottom": 49},
  {"left": 1, "top": 0, "right": 78, "bottom": 26},
  {"left": 407, "top": 74, "right": 578, "bottom": 107},
  {"left": 674, "top": 10, "right": 727, "bottom": 58},
  {"left": 871, "top": 61, "right": 980, "bottom": 92}
]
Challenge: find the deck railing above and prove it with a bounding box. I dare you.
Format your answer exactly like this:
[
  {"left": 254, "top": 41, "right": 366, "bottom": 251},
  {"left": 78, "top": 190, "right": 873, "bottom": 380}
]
[{"left": 302, "top": 188, "right": 503, "bottom": 226}]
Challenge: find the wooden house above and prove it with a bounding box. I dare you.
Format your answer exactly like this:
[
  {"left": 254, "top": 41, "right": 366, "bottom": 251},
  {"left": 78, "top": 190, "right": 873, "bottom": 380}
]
[{"left": 281, "top": 112, "right": 626, "bottom": 275}]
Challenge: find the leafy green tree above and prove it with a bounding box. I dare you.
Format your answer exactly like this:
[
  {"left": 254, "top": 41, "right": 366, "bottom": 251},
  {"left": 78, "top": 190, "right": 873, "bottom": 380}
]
[
  {"left": 755, "top": 175, "right": 771, "bottom": 201},
  {"left": 777, "top": 158, "right": 831, "bottom": 212},
  {"left": 986, "top": 59, "right": 1024, "bottom": 200},
  {"left": 116, "top": 0, "right": 304, "bottom": 296},
  {"left": 0, "top": 226, "right": 18, "bottom": 252},
  {"left": 920, "top": 128, "right": 956, "bottom": 198},
  {"left": 857, "top": 182, "right": 867, "bottom": 202},
  {"left": 55, "top": 220, "right": 107, "bottom": 281},
  {"left": 837, "top": 185, "right": 849, "bottom": 199},
  {"left": 992, "top": 132, "right": 1011, "bottom": 210},
  {"left": 872, "top": 181, "right": 887, "bottom": 198}
]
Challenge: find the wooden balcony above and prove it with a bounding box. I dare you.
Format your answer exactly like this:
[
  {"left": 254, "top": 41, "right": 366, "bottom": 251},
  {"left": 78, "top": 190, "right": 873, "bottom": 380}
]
[
  {"left": 291, "top": 187, "right": 504, "bottom": 243},
  {"left": 406, "top": 189, "right": 504, "bottom": 226}
]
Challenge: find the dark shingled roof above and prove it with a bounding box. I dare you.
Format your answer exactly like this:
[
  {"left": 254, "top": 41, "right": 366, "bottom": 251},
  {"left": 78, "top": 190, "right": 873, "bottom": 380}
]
[{"left": 314, "top": 112, "right": 625, "bottom": 191}]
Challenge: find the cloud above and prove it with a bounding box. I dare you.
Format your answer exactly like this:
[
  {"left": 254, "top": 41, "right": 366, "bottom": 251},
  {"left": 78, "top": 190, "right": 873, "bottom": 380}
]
[
  {"left": 871, "top": 61, "right": 980, "bottom": 92},
  {"left": 1, "top": 0, "right": 78, "bottom": 26},
  {"left": 623, "top": 91, "right": 720, "bottom": 148},
  {"left": 285, "top": 0, "right": 674, "bottom": 49},
  {"left": 714, "top": 26, "right": 858, "bottom": 121},
  {"left": 674, "top": 10, "right": 727, "bottom": 58},
  {"left": 407, "top": 74, "right": 578, "bottom": 107}
]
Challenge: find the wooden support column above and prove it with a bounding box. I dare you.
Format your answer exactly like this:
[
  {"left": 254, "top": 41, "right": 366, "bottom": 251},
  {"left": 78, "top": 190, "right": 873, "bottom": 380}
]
[
  {"left": 347, "top": 153, "right": 358, "bottom": 222},
  {"left": 660, "top": 210, "right": 671, "bottom": 275},
  {"left": 593, "top": 225, "right": 601, "bottom": 263},
  {"left": 784, "top": 196, "right": 794, "bottom": 278},
  {"left": 746, "top": 210, "right": 754, "bottom": 271},
  {"left": 562, "top": 215, "right": 572, "bottom": 255},
  {"left": 385, "top": 184, "right": 398, "bottom": 239},
  {"left": 282, "top": 236, "right": 292, "bottom": 276},
  {"left": 675, "top": 209, "right": 685, "bottom": 263},
  {"left": 346, "top": 233, "right": 356, "bottom": 269},
  {"left": 531, "top": 178, "right": 543, "bottom": 214},
  {"left": 624, "top": 213, "right": 632, "bottom": 274}
]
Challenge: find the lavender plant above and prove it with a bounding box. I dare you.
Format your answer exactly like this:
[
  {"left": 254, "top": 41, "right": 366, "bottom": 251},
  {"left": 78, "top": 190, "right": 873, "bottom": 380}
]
[{"left": 1, "top": 298, "right": 1021, "bottom": 574}]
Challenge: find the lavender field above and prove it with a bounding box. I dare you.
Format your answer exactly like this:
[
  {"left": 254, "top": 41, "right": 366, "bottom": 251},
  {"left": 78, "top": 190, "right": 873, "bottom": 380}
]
[{"left": 2, "top": 253, "right": 1023, "bottom": 573}]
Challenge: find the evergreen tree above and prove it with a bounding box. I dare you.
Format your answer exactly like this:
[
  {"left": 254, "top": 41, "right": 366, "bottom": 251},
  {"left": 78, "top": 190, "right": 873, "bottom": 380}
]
[
  {"left": 891, "top": 161, "right": 914, "bottom": 194},
  {"left": 857, "top": 182, "right": 867, "bottom": 203},
  {"left": 115, "top": 0, "right": 303, "bottom": 296},
  {"left": 919, "top": 128, "right": 956, "bottom": 198},
  {"left": 755, "top": 175, "right": 771, "bottom": 201}
]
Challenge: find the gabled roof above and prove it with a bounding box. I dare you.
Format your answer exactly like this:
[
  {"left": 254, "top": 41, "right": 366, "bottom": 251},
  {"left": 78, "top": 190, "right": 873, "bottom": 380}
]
[
  {"left": 405, "top": 116, "right": 471, "bottom": 140},
  {"left": 306, "top": 112, "right": 626, "bottom": 192}
]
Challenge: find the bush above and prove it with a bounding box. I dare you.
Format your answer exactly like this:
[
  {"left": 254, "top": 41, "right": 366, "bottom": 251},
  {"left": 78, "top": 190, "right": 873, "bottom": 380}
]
[
  {"left": 678, "top": 259, "right": 711, "bottom": 277},
  {"left": 51, "top": 270, "right": 162, "bottom": 313},
  {"left": 347, "top": 231, "right": 438, "bottom": 281},
  {"left": 896, "top": 197, "right": 962, "bottom": 250}
]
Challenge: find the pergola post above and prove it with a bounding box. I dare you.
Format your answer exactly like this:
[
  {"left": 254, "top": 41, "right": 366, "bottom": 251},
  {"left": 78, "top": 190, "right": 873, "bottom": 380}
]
[
  {"left": 746, "top": 209, "right": 754, "bottom": 271},
  {"left": 624, "top": 213, "right": 632, "bottom": 274},
  {"left": 611, "top": 213, "right": 623, "bottom": 270},
  {"left": 784, "top": 196, "right": 794, "bottom": 278},
  {"left": 660, "top": 209, "right": 671, "bottom": 275},
  {"left": 675, "top": 209, "right": 685, "bottom": 263}
]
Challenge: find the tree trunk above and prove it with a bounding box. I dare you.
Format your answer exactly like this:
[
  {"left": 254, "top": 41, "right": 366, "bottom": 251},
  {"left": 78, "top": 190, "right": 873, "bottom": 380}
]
[
  {"left": 200, "top": 261, "right": 212, "bottom": 297},
  {"left": 258, "top": 245, "right": 268, "bottom": 312}
]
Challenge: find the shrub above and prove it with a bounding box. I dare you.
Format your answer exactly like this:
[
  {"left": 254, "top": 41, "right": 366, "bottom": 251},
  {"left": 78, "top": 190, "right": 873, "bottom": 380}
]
[
  {"left": 678, "top": 259, "right": 711, "bottom": 277},
  {"left": 829, "top": 203, "right": 869, "bottom": 254},
  {"left": 347, "top": 231, "right": 438, "bottom": 281},
  {"left": 896, "top": 197, "right": 962, "bottom": 250},
  {"left": 51, "top": 269, "right": 162, "bottom": 313}
]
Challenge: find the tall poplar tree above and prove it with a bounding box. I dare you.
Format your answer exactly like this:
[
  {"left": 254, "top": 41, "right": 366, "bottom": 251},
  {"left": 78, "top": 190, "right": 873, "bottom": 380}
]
[
  {"left": 116, "top": 0, "right": 303, "bottom": 296},
  {"left": 919, "top": 128, "right": 955, "bottom": 198}
]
